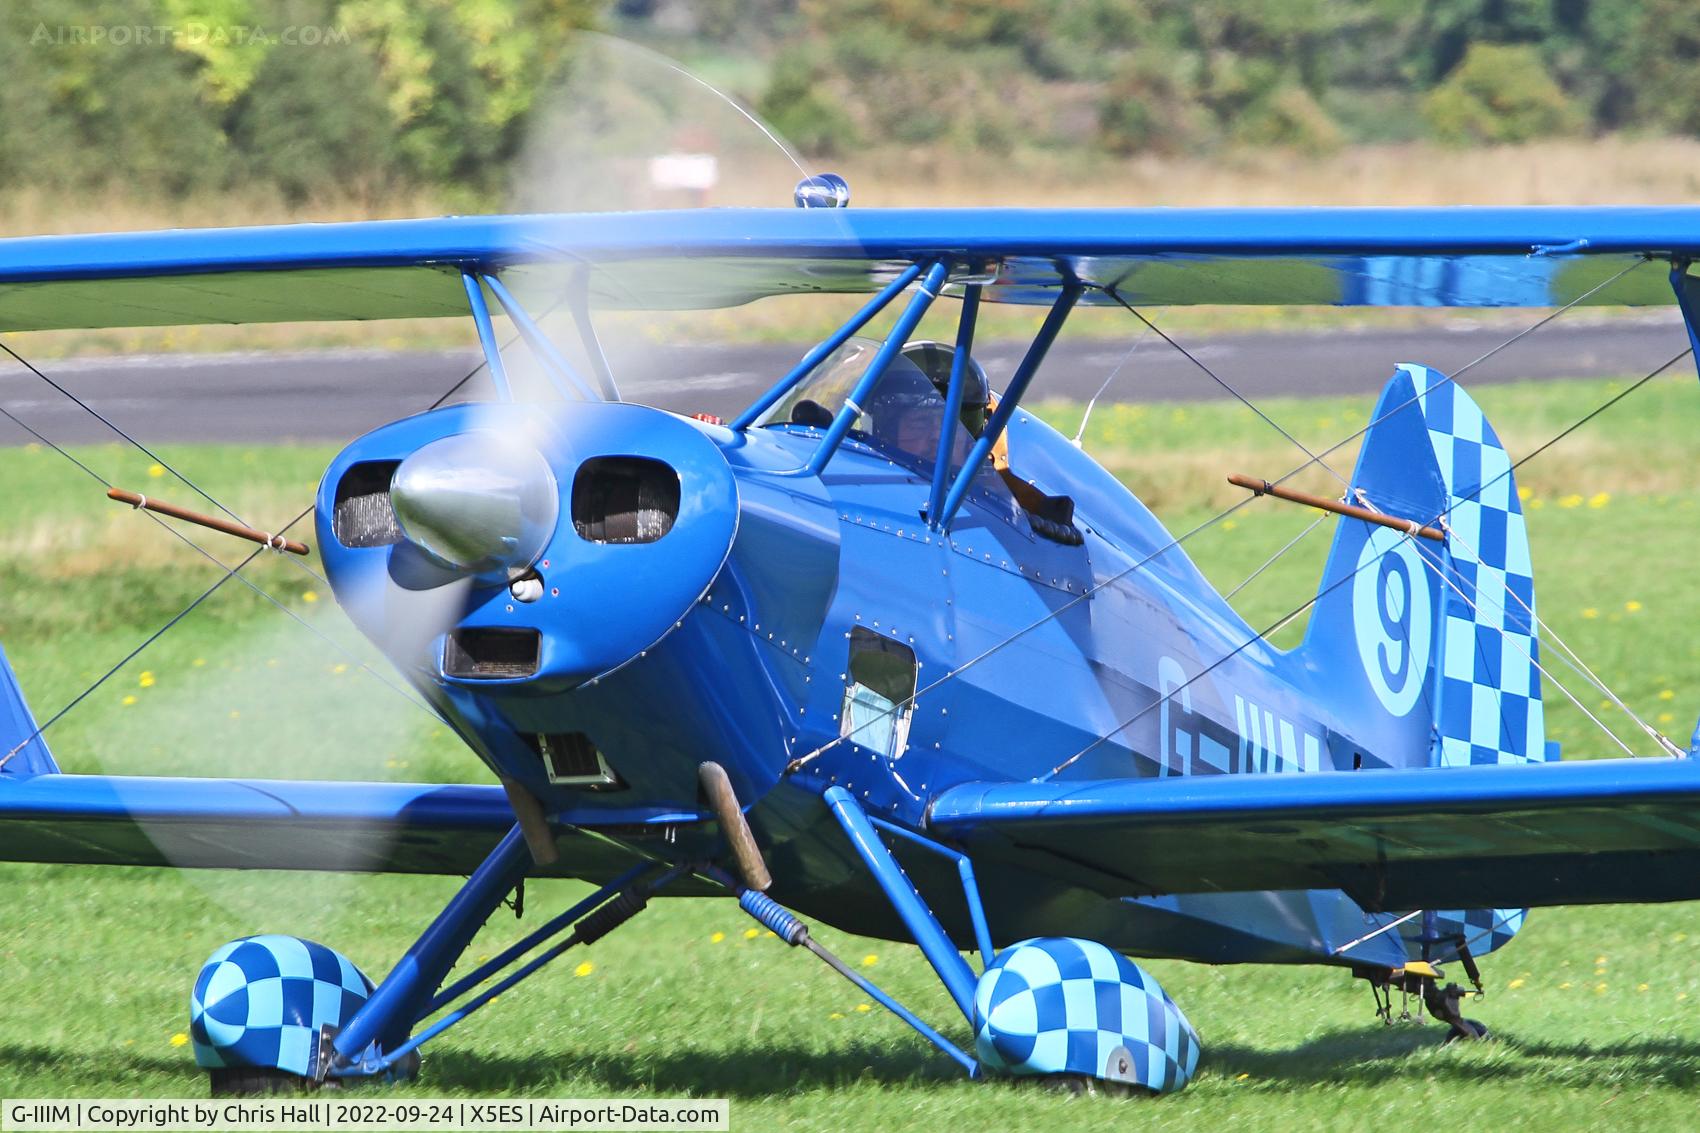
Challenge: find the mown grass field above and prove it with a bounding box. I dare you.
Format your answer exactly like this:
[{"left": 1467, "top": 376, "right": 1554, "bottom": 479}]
[{"left": 4, "top": 369, "right": 1700, "bottom": 1129}]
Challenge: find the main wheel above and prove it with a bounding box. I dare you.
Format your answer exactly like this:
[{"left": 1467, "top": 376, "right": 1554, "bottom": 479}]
[{"left": 208, "top": 1067, "right": 314, "bottom": 1096}]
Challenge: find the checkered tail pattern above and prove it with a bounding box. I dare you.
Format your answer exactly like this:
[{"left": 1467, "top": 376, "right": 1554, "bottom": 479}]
[
  {"left": 1406, "top": 363, "right": 1547, "bottom": 958},
  {"left": 1405, "top": 363, "right": 1547, "bottom": 769},
  {"left": 189, "top": 934, "right": 373, "bottom": 1078},
  {"left": 973, "top": 937, "right": 1200, "bottom": 1093}
]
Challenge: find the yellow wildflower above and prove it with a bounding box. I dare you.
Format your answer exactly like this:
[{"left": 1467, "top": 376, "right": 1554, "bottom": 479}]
[
  {"left": 303, "top": 591, "right": 319, "bottom": 604},
  {"left": 1660, "top": 689, "right": 1676, "bottom": 700},
  {"left": 1582, "top": 608, "right": 1598, "bottom": 619},
  {"left": 1508, "top": 978, "right": 1526, "bottom": 989},
  {"left": 121, "top": 695, "right": 137, "bottom": 706},
  {"left": 147, "top": 464, "right": 165, "bottom": 479},
  {"left": 574, "top": 961, "right": 594, "bottom": 978},
  {"left": 1558, "top": 494, "right": 1583, "bottom": 508},
  {"left": 861, "top": 954, "right": 879, "bottom": 968},
  {"left": 138, "top": 671, "right": 155, "bottom": 688},
  {"left": 169, "top": 1033, "right": 188, "bottom": 1047},
  {"left": 1626, "top": 601, "right": 1643, "bottom": 613},
  {"left": 1588, "top": 492, "right": 1610, "bottom": 509},
  {"left": 854, "top": 1003, "right": 871, "bottom": 1013},
  {"left": 709, "top": 932, "right": 725, "bottom": 944}
]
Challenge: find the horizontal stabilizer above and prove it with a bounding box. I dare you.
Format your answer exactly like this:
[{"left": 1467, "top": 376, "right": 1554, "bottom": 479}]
[{"left": 928, "top": 758, "right": 1700, "bottom": 911}]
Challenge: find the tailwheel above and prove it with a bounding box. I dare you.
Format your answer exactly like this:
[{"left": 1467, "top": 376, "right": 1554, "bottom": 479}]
[
  {"left": 1443, "top": 1018, "right": 1491, "bottom": 1044},
  {"left": 1417, "top": 969, "right": 1490, "bottom": 1043},
  {"left": 1356, "top": 959, "right": 1491, "bottom": 1043}
]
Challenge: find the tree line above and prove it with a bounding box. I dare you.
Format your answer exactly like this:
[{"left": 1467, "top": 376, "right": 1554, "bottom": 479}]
[{"left": 2, "top": 0, "right": 1696, "bottom": 205}]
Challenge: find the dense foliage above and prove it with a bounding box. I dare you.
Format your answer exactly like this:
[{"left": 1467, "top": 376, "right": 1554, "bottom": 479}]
[{"left": 3, "top": 0, "right": 1698, "bottom": 202}]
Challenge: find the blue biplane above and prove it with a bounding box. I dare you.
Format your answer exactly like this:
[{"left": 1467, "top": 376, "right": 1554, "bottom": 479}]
[{"left": 4, "top": 190, "right": 1700, "bottom": 1095}]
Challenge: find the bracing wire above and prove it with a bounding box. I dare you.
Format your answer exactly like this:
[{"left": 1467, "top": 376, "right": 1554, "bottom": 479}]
[
  {"left": 0, "top": 339, "right": 335, "bottom": 591},
  {"left": 1038, "top": 344, "right": 1692, "bottom": 780},
  {"left": 1440, "top": 492, "right": 1684, "bottom": 757},
  {"left": 0, "top": 336, "right": 521, "bottom": 769},
  {"left": 1225, "top": 512, "right": 1328, "bottom": 600},
  {"left": 1104, "top": 289, "right": 1353, "bottom": 490},
  {"left": 1072, "top": 323, "right": 1150, "bottom": 447},
  {"left": 1350, "top": 482, "right": 1657, "bottom": 757},
  {"left": 791, "top": 273, "right": 1666, "bottom": 776},
  {"left": 1264, "top": 258, "right": 1649, "bottom": 494},
  {"left": 0, "top": 399, "right": 436, "bottom": 742}
]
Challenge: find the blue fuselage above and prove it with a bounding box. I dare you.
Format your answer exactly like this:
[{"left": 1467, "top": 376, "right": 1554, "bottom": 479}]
[{"left": 316, "top": 400, "right": 1410, "bottom": 969}]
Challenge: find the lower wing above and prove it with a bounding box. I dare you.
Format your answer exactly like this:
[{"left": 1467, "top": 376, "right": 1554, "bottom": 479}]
[
  {"left": 927, "top": 758, "right": 1700, "bottom": 911},
  {"left": 0, "top": 772, "right": 645, "bottom": 881}
]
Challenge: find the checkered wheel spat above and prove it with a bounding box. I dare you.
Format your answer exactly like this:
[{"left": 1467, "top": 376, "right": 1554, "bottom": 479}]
[
  {"left": 973, "top": 937, "right": 1200, "bottom": 1093},
  {"left": 189, "top": 934, "right": 374, "bottom": 1078}
]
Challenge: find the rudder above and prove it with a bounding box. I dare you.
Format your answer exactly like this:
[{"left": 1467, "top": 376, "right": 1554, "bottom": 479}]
[{"left": 1300, "top": 363, "right": 1549, "bottom": 771}]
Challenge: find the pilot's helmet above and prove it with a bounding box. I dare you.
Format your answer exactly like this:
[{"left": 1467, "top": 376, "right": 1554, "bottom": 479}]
[
  {"left": 901, "top": 340, "right": 990, "bottom": 434},
  {"left": 900, "top": 340, "right": 991, "bottom": 410}
]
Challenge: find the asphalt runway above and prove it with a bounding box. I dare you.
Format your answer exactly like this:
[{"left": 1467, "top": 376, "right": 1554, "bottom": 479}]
[{"left": 0, "top": 313, "right": 1688, "bottom": 447}]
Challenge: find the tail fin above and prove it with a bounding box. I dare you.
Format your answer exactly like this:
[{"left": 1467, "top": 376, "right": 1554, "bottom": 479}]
[
  {"left": 1300, "top": 364, "right": 1550, "bottom": 771},
  {"left": 0, "top": 643, "right": 57, "bottom": 778}
]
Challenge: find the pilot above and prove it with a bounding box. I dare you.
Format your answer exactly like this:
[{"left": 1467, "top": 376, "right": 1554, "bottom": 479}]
[
  {"left": 899, "top": 341, "right": 1077, "bottom": 534},
  {"left": 863, "top": 359, "right": 948, "bottom": 467}
]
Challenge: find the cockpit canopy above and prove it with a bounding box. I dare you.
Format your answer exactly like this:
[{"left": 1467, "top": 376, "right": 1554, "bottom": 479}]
[{"left": 755, "top": 337, "right": 986, "bottom": 473}]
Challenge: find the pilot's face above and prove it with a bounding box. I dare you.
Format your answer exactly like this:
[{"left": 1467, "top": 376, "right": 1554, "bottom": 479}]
[{"left": 894, "top": 405, "right": 943, "bottom": 462}]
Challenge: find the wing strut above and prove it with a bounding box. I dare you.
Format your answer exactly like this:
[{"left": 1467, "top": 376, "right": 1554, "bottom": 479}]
[
  {"left": 460, "top": 270, "right": 512, "bottom": 401},
  {"left": 731, "top": 261, "right": 926, "bottom": 429},
  {"left": 481, "top": 273, "right": 599, "bottom": 401},
  {"left": 933, "top": 281, "right": 1081, "bottom": 528},
  {"left": 804, "top": 259, "right": 951, "bottom": 475}
]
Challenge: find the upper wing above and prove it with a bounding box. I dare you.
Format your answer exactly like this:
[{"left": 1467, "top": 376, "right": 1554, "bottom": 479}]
[
  {"left": 2, "top": 206, "right": 1697, "bottom": 330},
  {"left": 927, "top": 757, "right": 1700, "bottom": 911},
  {"left": 0, "top": 772, "right": 667, "bottom": 884}
]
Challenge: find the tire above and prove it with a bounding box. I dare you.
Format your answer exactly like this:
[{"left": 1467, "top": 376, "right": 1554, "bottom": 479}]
[{"left": 208, "top": 1067, "right": 314, "bottom": 1096}]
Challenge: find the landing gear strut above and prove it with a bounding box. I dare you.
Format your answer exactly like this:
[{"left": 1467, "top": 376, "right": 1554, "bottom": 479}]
[{"left": 1356, "top": 959, "right": 1489, "bottom": 1043}]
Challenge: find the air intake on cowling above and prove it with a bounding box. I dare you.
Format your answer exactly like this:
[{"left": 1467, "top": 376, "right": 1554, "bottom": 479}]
[
  {"left": 332, "top": 461, "right": 402, "bottom": 547},
  {"left": 524, "top": 731, "right": 623, "bottom": 789},
  {"left": 443, "top": 628, "right": 540, "bottom": 679},
  {"left": 572, "top": 457, "right": 679, "bottom": 544}
]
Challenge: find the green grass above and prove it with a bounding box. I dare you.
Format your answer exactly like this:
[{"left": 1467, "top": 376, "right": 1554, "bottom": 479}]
[{"left": 5, "top": 372, "right": 1700, "bottom": 1128}]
